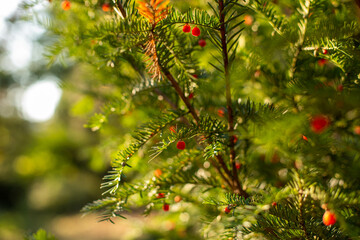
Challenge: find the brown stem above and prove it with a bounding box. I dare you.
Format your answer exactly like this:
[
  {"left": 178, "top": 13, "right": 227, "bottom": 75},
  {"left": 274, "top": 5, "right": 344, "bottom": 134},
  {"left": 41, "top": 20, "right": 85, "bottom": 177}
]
[
  {"left": 298, "top": 186, "right": 310, "bottom": 240},
  {"left": 218, "top": 0, "right": 245, "bottom": 197},
  {"left": 209, "top": 159, "right": 233, "bottom": 189},
  {"left": 116, "top": 1, "right": 127, "bottom": 19},
  {"left": 162, "top": 69, "right": 200, "bottom": 124},
  {"left": 162, "top": 68, "right": 236, "bottom": 189}
]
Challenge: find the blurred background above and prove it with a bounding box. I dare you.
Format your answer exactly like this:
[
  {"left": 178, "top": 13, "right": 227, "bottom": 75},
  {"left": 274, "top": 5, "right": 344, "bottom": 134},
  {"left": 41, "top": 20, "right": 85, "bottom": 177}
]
[{"left": 0, "top": 1, "right": 108, "bottom": 239}]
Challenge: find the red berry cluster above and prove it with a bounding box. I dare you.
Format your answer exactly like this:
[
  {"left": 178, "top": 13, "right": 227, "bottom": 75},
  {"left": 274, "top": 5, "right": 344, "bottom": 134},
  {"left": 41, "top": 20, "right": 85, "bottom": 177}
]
[
  {"left": 182, "top": 24, "right": 206, "bottom": 47},
  {"left": 157, "top": 193, "right": 165, "bottom": 199}
]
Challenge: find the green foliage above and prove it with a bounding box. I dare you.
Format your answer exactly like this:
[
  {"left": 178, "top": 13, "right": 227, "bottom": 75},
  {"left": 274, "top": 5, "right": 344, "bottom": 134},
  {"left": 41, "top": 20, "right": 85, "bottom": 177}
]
[{"left": 36, "top": 0, "right": 360, "bottom": 239}]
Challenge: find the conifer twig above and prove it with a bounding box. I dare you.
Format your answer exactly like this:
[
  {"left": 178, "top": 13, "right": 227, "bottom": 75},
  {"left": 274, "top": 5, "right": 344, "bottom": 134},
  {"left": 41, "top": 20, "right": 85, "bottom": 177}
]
[{"left": 218, "top": 0, "right": 247, "bottom": 197}]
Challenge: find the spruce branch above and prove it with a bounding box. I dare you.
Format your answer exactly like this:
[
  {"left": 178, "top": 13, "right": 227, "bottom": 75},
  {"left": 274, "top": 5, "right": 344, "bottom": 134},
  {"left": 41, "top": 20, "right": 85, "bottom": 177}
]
[
  {"left": 298, "top": 182, "right": 311, "bottom": 240},
  {"left": 289, "top": 0, "right": 312, "bottom": 80},
  {"left": 161, "top": 66, "right": 236, "bottom": 189},
  {"left": 218, "top": 0, "right": 247, "bottom": 198}
]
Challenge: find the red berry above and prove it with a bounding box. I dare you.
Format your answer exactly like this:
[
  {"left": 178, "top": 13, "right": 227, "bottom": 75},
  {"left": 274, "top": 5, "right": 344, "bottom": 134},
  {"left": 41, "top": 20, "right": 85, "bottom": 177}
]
[
  {"left": 322, "top": 49, "right": 328, "bottom": 54},
  {"left": 188, "top": 93, "right": 194, "bottom": 100},
  {"left": 61, "top": 0, "right": 71, "bottom": 10},
  {"left": 182, "top": 24, "right": 191, "bottom": 33},
  {"left": 337, "top": 85, "right": 343, "bottom": 92},
  {"left": 310, "top": 115, "right": 330, "bottom": 134},
  {"left": 235, "top": 163, "right": 241, "bottom": 170},
  {"left": 176, "top": 140, "right": 186, "bottom": 150},
  {"left": 102, "top": 3, "right": 111, "bottom": 12},
  {"left": 354, "top": 126, "right": 360, "bottom": 135},
  {"left": 192, "top": 26, "right": 201, "bottom": 37},
  {"left": 323, "top": 210, "right": 336, "bottom": 226},
  {"left": 163, "top": 203, "right": 170, "bottom": 211},
  {"left": 157, "top": 193, "right": 165, "bottom": 199},
  {"left": 169, "top": 126, "right": 176, "bottom": 133},
  {"left": 233, "top": 135, "right": 238, "bottom": 144},
  {"left": 192, "top": 74, "right": 198, "bottom": 79},
  {"left": 271, "top": 202, "right": 277, "bottom": 207},
  {"left": 224, "top": 207, "right": 231, "bottom": 214},
  {"left": 318, "top": 58, "right": 328, "bottom": 66},
  {"left": 302, "top": 135, "right": 308, "bottom": 141},
  {"left": 198, "top": 39, "right": 206, "bottom": 47}
]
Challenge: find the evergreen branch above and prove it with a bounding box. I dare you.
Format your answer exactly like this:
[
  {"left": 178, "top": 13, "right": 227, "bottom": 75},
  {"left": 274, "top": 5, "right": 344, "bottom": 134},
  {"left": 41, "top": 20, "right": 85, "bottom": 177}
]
[
  {"left": 298, "top": 180, "right": 311, "bottom": 240},
  {"left": 101, "top": 110, "right": 187, "bottom": 195},
  {"left": 81, "top": 197, "right": 126, "bottom": 222},
  {"left": 241, "top": 0, "right": 288, "bottom": 36},
  {"left": 159, "top": 7, "right": 221, "bottom": 30},
  {"left": 218, "top": 0, "right": 247, "bottom": 198},
  {"left": 289, "top": 0, "right": 313, "bottom": 80},
  {"left": 233, "top": 98, "right": 281, "bottom": 124}
]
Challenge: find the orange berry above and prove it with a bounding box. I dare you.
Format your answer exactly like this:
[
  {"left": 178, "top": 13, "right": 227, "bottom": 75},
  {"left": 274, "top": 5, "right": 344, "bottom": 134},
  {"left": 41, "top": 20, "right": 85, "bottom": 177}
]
[
  {"left": 224, "top": 207, "right": 231, "bottom": 214},
  {"left": 271, "top": 202, "right": 277, "bottom": 207},
  {"left": 163, "top": 203, "right": 170, "bottom": 211},
  {"left": 174, "top": 195, "right": 182, "bottom": 203},
  {"left": 244, "top": 15, "right": 253, "bottom": 26},
  {"left": 183, "top": 24, "right": 191, "bottom": 33},
  {"left": 354, "top": 126, "right": 360, "bottom": 135},
  {"left": 61, "top": 0, "right": 71, "bottom": 11},
  {"left": 169, "top": 126, "right": 176, "bottom": 133},
  {"left": 154, "top": 169, "right": 162, "bottom": 178},
  {"left": 302, "top": 135, "right": 308, "bottom": 141},
  {"left": 102, "top": 3, "right": 111, "bottom": 12},
  {"left": 176, "top": 140, "right": 186, "bottom": 150},
  {"left": 198, "top": 39, "right": 206, "bottom": 47},
  {"left": 321, "top": 203, "right": 328, "bottom": 210},
  {"left": 192, "top": 26, "right": 201, "bottom": 37},
  {"left": 323, "top": 210, "right": 336, "bottom": 226},
  {"left": 310, "top": 115, "right": 330, "bottom": 134}
]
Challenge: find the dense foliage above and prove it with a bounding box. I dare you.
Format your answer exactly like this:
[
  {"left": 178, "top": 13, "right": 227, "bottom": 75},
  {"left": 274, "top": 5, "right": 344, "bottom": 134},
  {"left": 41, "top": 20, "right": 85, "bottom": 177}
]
[{"left": 31, "top": 0, "right": 360, "bottom": 238}]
